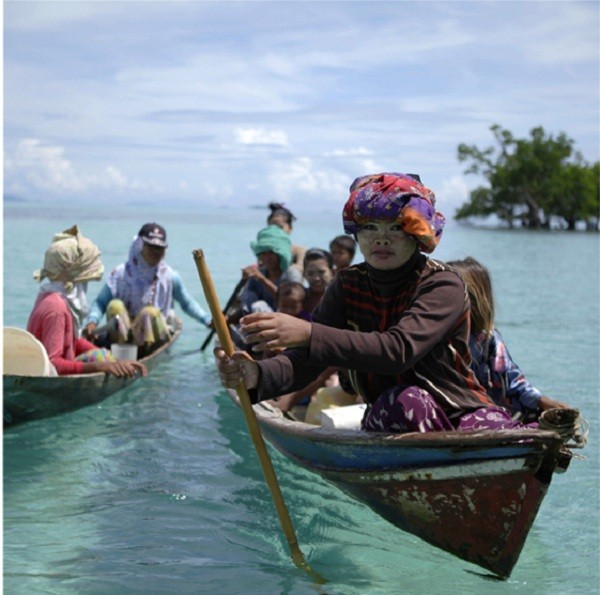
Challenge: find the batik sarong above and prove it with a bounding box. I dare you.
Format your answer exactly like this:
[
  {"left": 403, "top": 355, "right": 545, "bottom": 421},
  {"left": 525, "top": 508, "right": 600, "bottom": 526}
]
[{"left": 362, "top": 385, "right": 538, "bottom": 433}]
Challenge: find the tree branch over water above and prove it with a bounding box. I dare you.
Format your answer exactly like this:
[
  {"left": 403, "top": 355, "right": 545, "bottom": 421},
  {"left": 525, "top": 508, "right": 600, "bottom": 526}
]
[{"left": 456, "top": 124, "right": 599, "bottom": 231}]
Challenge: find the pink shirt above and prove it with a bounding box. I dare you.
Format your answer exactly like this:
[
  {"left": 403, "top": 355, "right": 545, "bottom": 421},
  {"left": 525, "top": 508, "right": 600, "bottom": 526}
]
[{"left": 27, "top": 292, "right": 97, "bottom": 375}]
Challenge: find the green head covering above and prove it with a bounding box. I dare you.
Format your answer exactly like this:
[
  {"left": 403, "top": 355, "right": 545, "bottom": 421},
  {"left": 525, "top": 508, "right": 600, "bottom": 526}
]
[{"left": 250, "top": 225, "right": 292, "bottom": 271}]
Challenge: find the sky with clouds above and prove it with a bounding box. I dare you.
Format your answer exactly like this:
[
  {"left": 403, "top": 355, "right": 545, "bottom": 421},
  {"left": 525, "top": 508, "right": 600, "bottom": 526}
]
[{"left": 4, "top": 1, "right": 599, "bottom": 216}]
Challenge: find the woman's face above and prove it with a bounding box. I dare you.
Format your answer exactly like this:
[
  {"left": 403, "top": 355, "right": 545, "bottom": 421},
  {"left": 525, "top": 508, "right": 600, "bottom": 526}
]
[
  {"left": 304, "top": 258, "right": 333, "bottom": 293},
  {"left": 141, "top": 243, "right": 166, "bottom": 267},
  {"left": 357, "top": 221, "right": 416, "bottom": 270},
  {"left": 257, "top": 250, "right": 280, "bottom": 272}
]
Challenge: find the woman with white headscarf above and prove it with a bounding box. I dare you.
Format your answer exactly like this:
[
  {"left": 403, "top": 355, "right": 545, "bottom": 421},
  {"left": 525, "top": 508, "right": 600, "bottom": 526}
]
[
  {"left": 84, "top": 223, "right": 212, "bottom": 355},
  {"left": 27, "top": 225, "right": 147, "bottom": 378}
]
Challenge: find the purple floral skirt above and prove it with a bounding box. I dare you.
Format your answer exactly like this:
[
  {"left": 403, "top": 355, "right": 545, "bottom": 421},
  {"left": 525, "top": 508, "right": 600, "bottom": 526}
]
[{"left": 362, "top": 385, "right": 537, "bottom": 433}]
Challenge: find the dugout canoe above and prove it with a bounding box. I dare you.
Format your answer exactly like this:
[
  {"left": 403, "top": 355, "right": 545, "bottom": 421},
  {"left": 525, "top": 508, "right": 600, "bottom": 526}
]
[
  {"left": 226, "top": 389, "right": 573, "bottom": 578},
  {"left": 3, "top": 320, "right": 182, "bottom": 427}
]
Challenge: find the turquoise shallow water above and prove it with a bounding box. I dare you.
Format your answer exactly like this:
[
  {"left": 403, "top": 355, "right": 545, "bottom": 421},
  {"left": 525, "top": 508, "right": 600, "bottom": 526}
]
[{"left": 3, "top": 202, "right": 599, "bottom": 594}]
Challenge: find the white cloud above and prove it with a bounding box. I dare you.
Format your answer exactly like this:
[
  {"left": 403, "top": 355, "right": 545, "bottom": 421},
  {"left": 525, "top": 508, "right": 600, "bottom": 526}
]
[
  {"left": 4, "top": 2, "right": 125, "bottom": 30},
  {"left": 4, "top": 139, "right": 157, "bottom": 197},
  {"left": 269, "top": 157, "right": 349, "bottom": 203},
  {"left": 440, "top": 175, "right": 470, "bottom": 214},
  {"left": 234, "top": 128, "right": 289, "bottom": 147},
  {"left": 358, "top": 159, "right": 383, "bottom": 176},
  {"left": 3, "top": 2, "right": 597, "bottom": 207},
  {"left": 326, "top": 148, "right": 374, "bottom": 157},
  {"left": 524, "top": 2, "right": 598, "bottom": 65},
  {"left": 5, "top": 139, "right": 86, "bottom": 192}
]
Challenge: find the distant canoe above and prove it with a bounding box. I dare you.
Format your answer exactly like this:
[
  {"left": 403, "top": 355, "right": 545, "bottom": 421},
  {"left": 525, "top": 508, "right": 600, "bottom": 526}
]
[
  {"left": 226, "top": 390, "right": 572, "bottom": 578},
  {"left": 3, "top": 320, "right": 182, "bottom": 427}
]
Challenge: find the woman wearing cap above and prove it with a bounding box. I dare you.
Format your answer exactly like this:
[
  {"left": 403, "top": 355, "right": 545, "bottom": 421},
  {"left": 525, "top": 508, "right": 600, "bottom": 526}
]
[
  {"left": 84, "top": 223, "right": 212, "bottom": 353},
  {"left": 240, "top": 225, "right": 303, "bottom": 315},
  {"left": 216, "top": 173, "right": 533, "bottom": 434},
  {"left": 27, "top": 225, "right": 147, "bottom": 378}
]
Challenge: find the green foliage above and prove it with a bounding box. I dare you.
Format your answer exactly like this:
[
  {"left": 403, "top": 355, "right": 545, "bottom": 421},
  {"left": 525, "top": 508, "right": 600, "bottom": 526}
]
[{"left": 456, "top": 124, "right": 599, "bottom": 230}]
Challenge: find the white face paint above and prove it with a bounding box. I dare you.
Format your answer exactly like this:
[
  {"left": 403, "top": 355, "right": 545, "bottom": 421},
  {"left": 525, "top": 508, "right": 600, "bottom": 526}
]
[{"left": 357, "top": 221, "right": 417, "bottom": 270}]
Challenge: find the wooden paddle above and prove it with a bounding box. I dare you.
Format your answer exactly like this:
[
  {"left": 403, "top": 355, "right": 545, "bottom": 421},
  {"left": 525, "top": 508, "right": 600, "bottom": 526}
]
[
  {"left": 199, "top": 276, "right": 247, "bottom": 351},
  {"left": 192, "top": 249, "right": 324, "bottom": 582}
]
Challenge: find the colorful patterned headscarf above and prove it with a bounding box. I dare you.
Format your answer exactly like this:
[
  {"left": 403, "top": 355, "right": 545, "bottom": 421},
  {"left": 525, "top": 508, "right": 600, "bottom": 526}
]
[{"left": 342, "top": 173, "right": 446, "bottom": 253}]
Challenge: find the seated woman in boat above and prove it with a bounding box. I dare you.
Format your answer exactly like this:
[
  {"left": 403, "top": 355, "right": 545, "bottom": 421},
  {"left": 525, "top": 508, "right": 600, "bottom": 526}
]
[
  {"left": 448, "top": 257, "right": 568, "bottom": 423},
  {"left": 216, "top": 172, "right": 536, "bottom": 434},
  {"left": 27, "top": 225, "right": 147, "bottom": 378},
  {"left": 301, "top": 248, "right": 335, "bottom": 319},
  {"left": 329, "top": 234, "right": 357, "bottom": 275},
  {"left": 266, "top": 202, "right": 306, "bottom": 274},
  {"left": 84, "top": 223, "right": 212, "bottom": 355},
  {"left": 239, "top": 225, "right": 303, "bottom": 315}
]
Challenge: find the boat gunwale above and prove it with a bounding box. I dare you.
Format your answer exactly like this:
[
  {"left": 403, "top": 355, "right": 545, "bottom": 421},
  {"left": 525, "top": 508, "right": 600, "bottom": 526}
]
[
  {"left": 3, "top": 319, "right": 183, "bottom": 425},
  {"left": 245, "top": 395, "right": 564, "bottom": 450},
  {"left": 3, "top": 319, "right": 183, "bottom": 384}
]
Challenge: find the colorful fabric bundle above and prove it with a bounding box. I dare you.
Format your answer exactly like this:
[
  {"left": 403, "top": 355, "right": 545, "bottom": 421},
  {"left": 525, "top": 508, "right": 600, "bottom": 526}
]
[
  {"left": 131, "top": 306, "right": 171, "bottom": 346},
  {"left": 75, "top": 347, "right": 116, "bottom": 363},
  {"left": 342, "top": 173, "right": 445, "bottom": 253}
]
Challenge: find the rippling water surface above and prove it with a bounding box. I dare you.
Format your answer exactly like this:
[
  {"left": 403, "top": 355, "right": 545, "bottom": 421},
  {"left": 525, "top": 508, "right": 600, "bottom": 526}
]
[{"left": 4, "top": 202, "right": 599, "bottom": 594}]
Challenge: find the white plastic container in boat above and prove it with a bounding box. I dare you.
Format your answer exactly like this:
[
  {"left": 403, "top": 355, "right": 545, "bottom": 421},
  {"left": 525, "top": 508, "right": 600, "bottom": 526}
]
[
  {"left": 110, "top": 343, "right": 138, "bottom": 361},
  {"left": 320, "top": 403, "right": 367, "bottom": 430}
]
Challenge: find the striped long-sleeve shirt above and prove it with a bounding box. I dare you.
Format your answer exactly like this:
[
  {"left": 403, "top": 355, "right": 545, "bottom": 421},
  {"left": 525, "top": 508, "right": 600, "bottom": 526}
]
[{"left": 257, "top": 249, "right": 493, "bottom": 418}]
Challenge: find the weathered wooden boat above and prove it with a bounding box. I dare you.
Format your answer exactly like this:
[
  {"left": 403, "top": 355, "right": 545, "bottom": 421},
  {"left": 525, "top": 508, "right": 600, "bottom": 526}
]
[
  {"left": 3, "top": 320, "right": 182, "bottom": 427},
  {"left": 226, "top": 389, "right": 578, "bottom": 578}
]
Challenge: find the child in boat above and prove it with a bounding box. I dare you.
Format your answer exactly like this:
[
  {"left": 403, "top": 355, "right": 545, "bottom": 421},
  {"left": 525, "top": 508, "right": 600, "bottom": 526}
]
[
  {"left": 276, "top": 281, "right": 310, "bottom": 320},
  {"left": 447, "top": 257, "right": 568, "bottom": 422},
  {"left": 216, "top": 172, "right": 538, "bottom": 434},
  {"left": 254, "top": 282, "right": 307, "bottom": 357},
  {"left": 329, "top": 235, "right": 357, "bottom": 275},
  {"left": 84, "top": 223, "right": 211, "bottom": 355},
  {"left": 27, "top": 225, "right": 147, "bottom": 378},
  {"left": 279, "top": 248, "right": 347, "bottom": 409},
  {"left": 302, "top": 248, "right": 335, "bottom": 318}
]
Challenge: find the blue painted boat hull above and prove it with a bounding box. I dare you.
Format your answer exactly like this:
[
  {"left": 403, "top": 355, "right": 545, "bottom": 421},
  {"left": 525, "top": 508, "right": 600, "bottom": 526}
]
[{"left": 232, "top": 396, "right": 566, "bottom": 577}]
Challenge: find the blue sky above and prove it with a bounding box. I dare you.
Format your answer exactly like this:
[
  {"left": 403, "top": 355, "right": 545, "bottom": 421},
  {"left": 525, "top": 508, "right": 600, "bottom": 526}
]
[{"left": 4, "top": 1, "right": 599, "bottom": 216}]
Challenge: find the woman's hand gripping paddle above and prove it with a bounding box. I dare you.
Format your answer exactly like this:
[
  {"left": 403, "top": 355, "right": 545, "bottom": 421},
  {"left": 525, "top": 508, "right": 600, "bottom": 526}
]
[{"left": 192, "top": 249, "right": 325, "bottom": 584}]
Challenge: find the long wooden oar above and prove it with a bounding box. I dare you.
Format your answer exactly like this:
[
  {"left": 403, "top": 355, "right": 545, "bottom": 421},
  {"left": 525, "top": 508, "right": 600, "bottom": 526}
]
[
  {"left": 193, "top": 249, "right": 323, "bottom": 582},
  {"left": 199, "top": 276, "right": 247, "bottom": 352}
]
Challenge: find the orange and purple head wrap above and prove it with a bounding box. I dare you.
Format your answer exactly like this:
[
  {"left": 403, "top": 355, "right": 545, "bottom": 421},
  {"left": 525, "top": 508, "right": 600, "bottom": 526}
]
[{"left": 342, "top": 172, "right": 445, "bottom": 253}]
